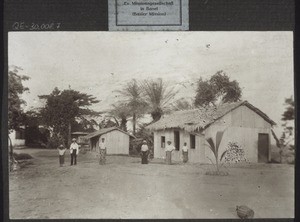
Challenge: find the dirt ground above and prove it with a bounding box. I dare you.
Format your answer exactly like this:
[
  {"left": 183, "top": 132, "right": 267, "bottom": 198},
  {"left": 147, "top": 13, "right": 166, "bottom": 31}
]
[{"left": 9, "top": 148, "right": 294, "bottom": 219}]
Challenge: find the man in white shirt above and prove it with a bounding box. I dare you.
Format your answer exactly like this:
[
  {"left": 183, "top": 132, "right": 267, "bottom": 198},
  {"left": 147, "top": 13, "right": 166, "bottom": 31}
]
[
  {"left": 70, "top": 138, "right": 79, "bottom": 165},
  {"left": 98, "top": 138, "right": 107, "bottom": 165},
  {"left": 165, "top": 141, "right": 175, "bottom": 165}
]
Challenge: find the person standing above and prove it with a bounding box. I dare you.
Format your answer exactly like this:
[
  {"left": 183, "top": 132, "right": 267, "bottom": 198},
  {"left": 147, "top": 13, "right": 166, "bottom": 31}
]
[
  {"left": 182, "top": 142, "right": 189, "bottom": 163},
  {"left": 165, "top": 141, "right": 175, "bottom": 165},
  {"left": 99, "top": 138, "right": 107, "bottom": 165},
  {"left": 70, "top": 138, "right": 79, "bottom": 165},
  {"left": 57, "top": 144, "right": 66, "bottom": 167},
  {"left": 140, "top": 140, "right": 149, "bottom": 164}
]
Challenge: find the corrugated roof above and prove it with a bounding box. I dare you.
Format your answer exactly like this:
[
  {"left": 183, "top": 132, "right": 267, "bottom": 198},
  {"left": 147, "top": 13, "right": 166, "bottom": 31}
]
[
  {"left": 146, "top": 101, "right": 276, "bottom": 132},
  {"left": 85, "top": 126, "right": 135, "bottom": 139}
]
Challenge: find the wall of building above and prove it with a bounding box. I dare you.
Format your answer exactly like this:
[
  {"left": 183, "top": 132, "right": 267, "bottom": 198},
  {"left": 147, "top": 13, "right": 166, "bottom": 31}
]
[
  {"left": 204, "top": 105, "right": 272, "bottom": 163},
  {"left": 9, "top": 130, "right": 25, "bottom": 147},
  {"left": 153, "top": 129, "right": 205, "bottom": 163},
  {"left": 99, "top": 130, "right": 129, "bottom": 155},
  {"left": 153, "top": 105, "right": 274, "bottom": 164}
]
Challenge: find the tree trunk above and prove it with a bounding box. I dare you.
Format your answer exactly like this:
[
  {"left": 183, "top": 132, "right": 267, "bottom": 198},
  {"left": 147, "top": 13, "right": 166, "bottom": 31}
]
[
  {"left": 120, "top": 118, "right": 127, "bottom": 132},
  {"left": 132, "top": 113, "right": 136, "bottom": 135},
  {"left": 279, "top": 149, "right": 283, "bottom": 163},
  {"left": 68, "top": 122, "right": 71, "bottom": 147},
  {"left": 151, "top": 110, "right": 162, "bottom": 122},
  {"left": 8, "top": 135, "right": 19, "bottom": 171}
]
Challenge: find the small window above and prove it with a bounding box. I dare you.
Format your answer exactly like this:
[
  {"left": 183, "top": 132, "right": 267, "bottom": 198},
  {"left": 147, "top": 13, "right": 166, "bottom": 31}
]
[
  {"left": 190, "top": 134, "right": 196, "bottom": 149},
  {"left": 15, "top": 130, "right": 25, "bottom": 139},
  {"left": 161, "top": 136, "right": 165, "bottom": 148}
]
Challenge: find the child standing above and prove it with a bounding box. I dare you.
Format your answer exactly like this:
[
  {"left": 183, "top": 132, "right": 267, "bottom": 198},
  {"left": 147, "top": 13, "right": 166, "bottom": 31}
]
[{"left": 57, "top": 144, "right": 66, "bottom": 167}]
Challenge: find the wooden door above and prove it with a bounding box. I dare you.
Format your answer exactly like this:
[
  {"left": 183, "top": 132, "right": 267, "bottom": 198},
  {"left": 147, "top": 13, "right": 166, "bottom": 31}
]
[
  {"left": 258, "top": 133, "right": 269, "bottom": 163},
  {"left": 174, "top": 131, "right": 180, "bottom": 151}
]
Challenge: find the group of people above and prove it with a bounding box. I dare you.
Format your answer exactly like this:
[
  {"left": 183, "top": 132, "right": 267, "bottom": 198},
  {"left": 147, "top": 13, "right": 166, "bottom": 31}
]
[
  {"left": 139, "top": 140, "right": 189, "bottom": 165},
  {"left": 57, "top": 138, "right": 80, "bottom": 167},
  {"left": 57, "top": 138, "right": 189, "bottom": 167},
  {"left": 57, "top": 137, "right": 107, "bottom": 167}
]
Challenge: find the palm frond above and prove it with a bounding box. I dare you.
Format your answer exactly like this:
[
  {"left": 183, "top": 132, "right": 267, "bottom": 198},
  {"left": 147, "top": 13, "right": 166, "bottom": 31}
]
[
  {"left": 219, "top": 149, "right": 228, "bottom": 162},
  {"left": 206, "top": 137, "right": 216, "bottom": 156},
  {"left": 216, "top": 131, "right": 225, "bottom": 154}
]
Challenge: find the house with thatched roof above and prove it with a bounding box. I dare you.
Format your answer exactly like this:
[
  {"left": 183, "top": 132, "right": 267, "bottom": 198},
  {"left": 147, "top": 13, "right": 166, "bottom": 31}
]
[
  {"left": 146, "top": 101, "right": 276, "bottom": 163},
  {"left": 85, "top": 127, "right": 135, "bottom": 155}
]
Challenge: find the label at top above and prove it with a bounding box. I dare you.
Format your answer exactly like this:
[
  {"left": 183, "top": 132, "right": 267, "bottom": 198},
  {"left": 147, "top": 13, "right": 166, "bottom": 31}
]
[{"left": 109, "top": 0, "right": 189, "bottom": 31}]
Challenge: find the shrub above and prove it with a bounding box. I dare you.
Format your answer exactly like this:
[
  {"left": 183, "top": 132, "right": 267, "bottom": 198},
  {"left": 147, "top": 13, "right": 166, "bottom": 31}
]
[
  {"left": 223, "top": 142, "right": 247, "bottom": 164},
  {"left": 13, "top": 152, "right": 33, "bottom": 160},
  {"left": 46, "top": 135, "right": 65, "bottom": 149},
  {"left": 79, "top": 148, "right": 87, "bottom": 154}
]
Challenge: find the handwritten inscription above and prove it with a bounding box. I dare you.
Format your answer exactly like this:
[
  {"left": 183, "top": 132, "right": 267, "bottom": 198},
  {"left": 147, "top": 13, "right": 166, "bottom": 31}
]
[{"left": 12, "top": 22, "right": 61, "bottom": 31}]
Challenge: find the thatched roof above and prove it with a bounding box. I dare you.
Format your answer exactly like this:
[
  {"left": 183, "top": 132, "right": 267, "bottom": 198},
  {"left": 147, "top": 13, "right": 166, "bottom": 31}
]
[
  {"left": 85, "top": 127, "right": 135, "bottom": 139},
  {"left": 71, "top": 132, "right": 89, "bottom": 135},
  {"left": 146, "top": 101, "right": 276, "bottom": 132}
]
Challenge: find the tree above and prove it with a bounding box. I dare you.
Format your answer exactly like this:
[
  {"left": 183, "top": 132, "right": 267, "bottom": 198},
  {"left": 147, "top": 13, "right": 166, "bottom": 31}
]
[
  {"left": 23, "top": 109, "right": 49, "bottom": 147},
  {"left": 282, "top": 96, "right": 294, "bottom": 122},
  {"left": 8, "top": 66, "right": 30, "bottom": 171},
  {"left": 277, "top": 96, "right": 295, "bottom": 163},
  {"left": 170, "top": 98, "right": 195, "bottom": 111},
  {"left": 39, "top": 87, "right": 100, "bottom": 146},
  {"left": 108, "top": 102, "right": 131, "bottom": 131},
  {"left": 140, "top": 78, "right": 178, "bottom": 122},
  {"left": 71, "top": 118, "right": 99, "bottom": 133},
  {"left": 116, "top": 79, "right": 147, "bottom": 135},
  {"left": 281, "top": 96, "right": 294, "bottom": 148},
  {"left": 98, "top": 118, "right": 118, "bottom": 129},
  {"left": 195, "top": 71, "right": 242, "bottom": 107}
]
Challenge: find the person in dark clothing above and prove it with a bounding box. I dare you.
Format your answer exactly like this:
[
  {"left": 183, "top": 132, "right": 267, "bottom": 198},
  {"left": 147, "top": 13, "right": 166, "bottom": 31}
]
[{"left": 140, "top": 140, "right": 149, "bottom": 164}]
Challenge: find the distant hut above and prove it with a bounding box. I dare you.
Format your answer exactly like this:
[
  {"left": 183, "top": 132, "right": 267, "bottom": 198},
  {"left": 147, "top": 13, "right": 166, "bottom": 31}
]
[
  {"left": 9, "top": 126, "right": 26, "bottom": 147},
  {"left": 85, "top": 127, "right": 135, "bottom": 155},
  {"left": 146, "top": 101, "right": 277, "bottom": 163},
  {"left": 71, "top": 132, "right": 89, "bottom": 147}
]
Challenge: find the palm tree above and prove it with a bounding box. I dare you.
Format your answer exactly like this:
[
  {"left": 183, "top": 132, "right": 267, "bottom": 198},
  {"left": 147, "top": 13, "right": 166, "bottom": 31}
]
[
  {"left": 108, "top": 103, "right": 131, "bottom": 132},
  {"left": 116, "top": 79, "right": 147, "bottom": 135},
  {"left": 140, "top": 78, "right": 178, "bottom": 122}
]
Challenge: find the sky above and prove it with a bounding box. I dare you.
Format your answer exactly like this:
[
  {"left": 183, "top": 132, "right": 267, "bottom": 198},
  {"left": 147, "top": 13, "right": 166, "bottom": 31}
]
[{"left": 8, "top": 31, "right": 294, "bottom": 134}]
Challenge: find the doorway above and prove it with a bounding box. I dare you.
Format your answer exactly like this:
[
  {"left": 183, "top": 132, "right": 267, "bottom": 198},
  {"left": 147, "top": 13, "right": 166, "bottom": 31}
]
[
  {"left": 174, "top": 131, "right": 180, "bottom": 151},
  {"left": 258, "top": 133, "right": 269, "bottom": 163}
]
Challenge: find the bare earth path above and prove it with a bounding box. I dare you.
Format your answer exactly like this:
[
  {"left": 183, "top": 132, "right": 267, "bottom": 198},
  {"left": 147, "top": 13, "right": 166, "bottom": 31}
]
[{"left": 9, "top": 148, "right": 294, "bottom": 219}]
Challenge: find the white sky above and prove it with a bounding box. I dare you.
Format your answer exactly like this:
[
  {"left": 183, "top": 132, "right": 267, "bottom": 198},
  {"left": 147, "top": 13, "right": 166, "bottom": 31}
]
[{"left": 8, "top": 31, "right": 294, "bottom": 134}]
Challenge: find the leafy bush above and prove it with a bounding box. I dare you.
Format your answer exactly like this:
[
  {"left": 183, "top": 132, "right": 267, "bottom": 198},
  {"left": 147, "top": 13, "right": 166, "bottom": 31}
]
[
  {"left": 79, "top": 147, "right": 87, "bottom": 154},
  {"left": 46, "top": 135, "right": 65, "bottom": 149},
  {"left": 13, "top": 152, "right": 33, "bottom": 160}
]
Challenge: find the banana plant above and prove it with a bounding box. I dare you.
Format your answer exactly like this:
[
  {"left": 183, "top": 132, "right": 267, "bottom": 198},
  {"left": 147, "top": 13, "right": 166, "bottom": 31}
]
[{"left": 206, "top": 130, "right": 228, "bottom": 172}]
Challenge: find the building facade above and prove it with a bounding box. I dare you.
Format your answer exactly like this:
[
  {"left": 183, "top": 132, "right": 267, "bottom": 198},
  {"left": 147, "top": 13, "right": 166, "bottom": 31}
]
[
  {"left": 86, "top": 127, "right": 134, "bottom": 155},
  {"left": 147, "top": 101, "right": 277, "bottom": 163}
]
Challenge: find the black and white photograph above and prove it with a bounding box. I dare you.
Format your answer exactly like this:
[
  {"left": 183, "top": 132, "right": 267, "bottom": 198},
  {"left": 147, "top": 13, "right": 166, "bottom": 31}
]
[{"left": 6, "top": 31, "right": 294, "bottom": 219}]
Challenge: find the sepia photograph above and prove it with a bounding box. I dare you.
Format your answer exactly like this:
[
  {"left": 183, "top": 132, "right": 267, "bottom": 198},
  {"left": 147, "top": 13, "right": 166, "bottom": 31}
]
[{"left": 7, "top": 31, "right": 294, "bottom": 219}]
